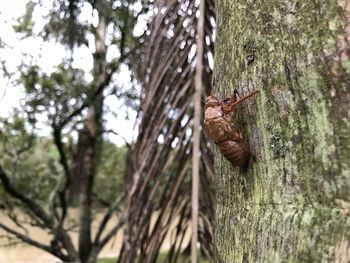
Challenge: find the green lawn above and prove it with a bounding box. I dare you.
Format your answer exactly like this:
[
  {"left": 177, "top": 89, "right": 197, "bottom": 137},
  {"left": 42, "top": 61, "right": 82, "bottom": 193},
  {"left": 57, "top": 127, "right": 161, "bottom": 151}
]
[{"left": 98, "top": 259, "right": 115, "bottom": 263}]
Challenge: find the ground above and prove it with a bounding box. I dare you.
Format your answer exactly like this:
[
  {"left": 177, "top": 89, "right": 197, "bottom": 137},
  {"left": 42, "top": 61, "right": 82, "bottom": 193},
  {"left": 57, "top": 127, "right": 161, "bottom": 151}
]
[{"left": 0, "top": 210, "right": 191, "bottom": 263}]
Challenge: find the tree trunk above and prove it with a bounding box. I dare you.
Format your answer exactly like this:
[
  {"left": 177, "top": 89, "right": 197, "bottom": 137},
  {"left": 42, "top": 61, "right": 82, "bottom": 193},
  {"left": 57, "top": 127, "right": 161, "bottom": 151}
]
[
  {"left": 75, "top": 13, "right": 107, "bottom": 263},
  {"left": 214, "top": 1, "right": 350, "bottom": 262}
]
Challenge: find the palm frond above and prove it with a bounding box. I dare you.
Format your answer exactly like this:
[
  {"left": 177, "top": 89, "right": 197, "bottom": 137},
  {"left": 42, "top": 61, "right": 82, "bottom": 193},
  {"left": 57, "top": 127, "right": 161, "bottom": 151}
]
[{"left": 119, "top": 0, "right": 216, "bottom": 262}]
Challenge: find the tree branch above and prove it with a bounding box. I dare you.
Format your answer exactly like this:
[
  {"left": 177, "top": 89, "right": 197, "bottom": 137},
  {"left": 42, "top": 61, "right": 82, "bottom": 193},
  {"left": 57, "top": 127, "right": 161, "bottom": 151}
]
[
  {"left": 104, "top": 129, "right": 131, "bottom": 148},
  {"left": 94, "top": 194, "right": 124, "bottom": 245},
  {"left": 51, "top": 127, "right": 70, "bottom": 226},
  {"left": 0, "top": 222, "right": 70, "bottom": 261},
  {"left": 98, "top": 217, "right": 125, "bottom": 249},
  {"left": 0, "top": 165, "right": 53, "bottom": 227},
  {"left": 1, "top": 157, "right": 77, "bottom": 256}
]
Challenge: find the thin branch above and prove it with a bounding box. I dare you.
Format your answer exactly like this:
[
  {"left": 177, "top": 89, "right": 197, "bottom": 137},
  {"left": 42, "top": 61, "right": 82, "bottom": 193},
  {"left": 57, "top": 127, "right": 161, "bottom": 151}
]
[
  {"left": 52, "top": 128, "right": 70, "bottom": 181},
  {"left": 0, "top": 222, "right": 62, "bottom": 259},
  {"left": 7, "top": 212, "right": 29, "bottom": 236},
  {"left": 57, "top": 59, "right": 121, "bottom": 129},
  {"left": 0, "top": 158, "right": 73, "bottom": 257},
  {"left": 0, "top": 165, "right": 52, "bottom": 226},
  {"left": 94, "top": 194, "right": 125, "bottom": 245},
  {"left": 104, "top": 129, "right": 131, "bottom": 148},
  {"left": 51, "top": 132, "right": 69, "bottom": 222},
  {"left": 92, "top": 191, "right": 112, "bottom": 207},
  {"left": 98, "top": 217, "right": 125, "bottom": 249},
  {"left": 47, "top": 172, "right": 66, "bottom": 222}
]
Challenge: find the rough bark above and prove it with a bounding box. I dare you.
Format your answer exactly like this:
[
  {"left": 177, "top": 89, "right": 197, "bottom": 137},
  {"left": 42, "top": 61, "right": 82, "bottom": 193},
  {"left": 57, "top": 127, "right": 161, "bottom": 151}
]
[{"left": 214, "top": 0, "right": 350, "bottom": 262}]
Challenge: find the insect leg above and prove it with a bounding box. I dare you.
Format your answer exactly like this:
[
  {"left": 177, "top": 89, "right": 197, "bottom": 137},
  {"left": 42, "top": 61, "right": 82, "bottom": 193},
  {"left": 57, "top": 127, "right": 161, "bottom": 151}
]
[{"left": 232, "top": 90, "right": 259, "bottom": 106}]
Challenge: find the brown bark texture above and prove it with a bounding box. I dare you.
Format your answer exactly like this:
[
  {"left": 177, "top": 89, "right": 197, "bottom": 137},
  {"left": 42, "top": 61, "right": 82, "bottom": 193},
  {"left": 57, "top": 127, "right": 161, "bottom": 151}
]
[{"left": 214, "top": 0, "right": 350, "bottom": 262}]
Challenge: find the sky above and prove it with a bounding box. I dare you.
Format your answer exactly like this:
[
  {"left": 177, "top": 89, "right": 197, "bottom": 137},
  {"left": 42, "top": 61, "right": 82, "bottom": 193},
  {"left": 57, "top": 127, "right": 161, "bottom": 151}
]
[{"left": 0, "top": 0, "right": 139, "bottom": 146}]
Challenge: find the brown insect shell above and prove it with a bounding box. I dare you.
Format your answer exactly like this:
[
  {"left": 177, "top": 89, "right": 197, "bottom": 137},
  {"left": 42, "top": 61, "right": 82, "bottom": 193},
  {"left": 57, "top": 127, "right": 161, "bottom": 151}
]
[
  {"left": 217, "top": 139, "right": 250, "bottom": 167},
  {"left": 204, "top": 94, "right": 251, "bottom": 168},
  {"left": 221, "top": 94, "right": 240, "bottom": 119},
  {"left": 204, "top": 96, "right": 232, "bottom": 144}
]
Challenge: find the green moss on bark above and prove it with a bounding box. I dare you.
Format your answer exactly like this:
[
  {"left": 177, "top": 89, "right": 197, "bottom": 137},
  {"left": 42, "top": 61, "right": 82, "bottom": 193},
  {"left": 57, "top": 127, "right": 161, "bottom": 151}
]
[{"left": 214, "top": 0, "right": 350, "bottom": 262}]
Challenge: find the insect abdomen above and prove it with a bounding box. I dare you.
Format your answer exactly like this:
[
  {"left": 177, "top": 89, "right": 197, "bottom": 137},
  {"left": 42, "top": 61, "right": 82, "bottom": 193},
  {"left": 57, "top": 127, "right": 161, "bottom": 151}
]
[{"left": 217, "top": 140, "right": 250, "bottom": 167}]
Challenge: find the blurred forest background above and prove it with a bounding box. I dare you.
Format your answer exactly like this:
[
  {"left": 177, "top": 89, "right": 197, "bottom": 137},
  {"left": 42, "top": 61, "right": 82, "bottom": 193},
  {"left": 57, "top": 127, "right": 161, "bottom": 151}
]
[{"left": 0, "top": 0, "right": 215, "bottom": 262}]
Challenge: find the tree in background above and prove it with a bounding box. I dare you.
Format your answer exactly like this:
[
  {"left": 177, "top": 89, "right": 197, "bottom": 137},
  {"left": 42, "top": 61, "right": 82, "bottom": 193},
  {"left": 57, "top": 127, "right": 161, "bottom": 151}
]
[
  {"left": 214, "top": 0, "right": 350, "bottom": 262},
  {"left": 0, "top": 0, "right": 218, "bottom": 262},
  {"left": 0, "top": 0, "right": 146, "bottom": 262}
]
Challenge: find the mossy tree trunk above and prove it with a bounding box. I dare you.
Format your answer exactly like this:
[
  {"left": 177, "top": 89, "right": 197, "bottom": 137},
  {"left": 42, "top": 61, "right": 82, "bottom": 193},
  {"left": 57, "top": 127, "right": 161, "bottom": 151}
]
[{"left": 214, "top": 0, "right": 350, "bottom": 262}]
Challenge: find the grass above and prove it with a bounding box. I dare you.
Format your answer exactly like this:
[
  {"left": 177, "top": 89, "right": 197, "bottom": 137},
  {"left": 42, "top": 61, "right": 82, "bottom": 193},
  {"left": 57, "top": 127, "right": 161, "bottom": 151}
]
[{"left": 98, "top": 259, "right": 115, "bottom": 263}]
